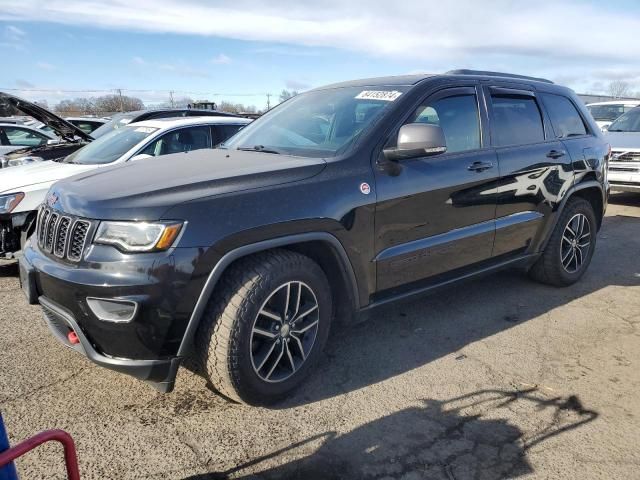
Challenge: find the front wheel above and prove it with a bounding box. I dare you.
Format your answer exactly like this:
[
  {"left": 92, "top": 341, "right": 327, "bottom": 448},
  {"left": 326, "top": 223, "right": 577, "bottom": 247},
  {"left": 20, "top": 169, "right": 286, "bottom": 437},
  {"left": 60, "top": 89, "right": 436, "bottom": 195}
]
[
  {"left": 195, "top": 250, "right": 332, "bottom": 405},
  {"left": 529, "top": 197, "right": 597, "bottom": 287}
]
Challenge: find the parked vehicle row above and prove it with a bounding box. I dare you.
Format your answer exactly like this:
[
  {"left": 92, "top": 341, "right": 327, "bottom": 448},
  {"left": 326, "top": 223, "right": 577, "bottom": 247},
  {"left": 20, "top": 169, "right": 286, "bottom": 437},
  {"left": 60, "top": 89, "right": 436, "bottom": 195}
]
[
  {"left": 16, "top": 70, "right": 609, "bottom": 406},
  {"left": 0, "top": 93, "right": 251, "bottom": 257}
]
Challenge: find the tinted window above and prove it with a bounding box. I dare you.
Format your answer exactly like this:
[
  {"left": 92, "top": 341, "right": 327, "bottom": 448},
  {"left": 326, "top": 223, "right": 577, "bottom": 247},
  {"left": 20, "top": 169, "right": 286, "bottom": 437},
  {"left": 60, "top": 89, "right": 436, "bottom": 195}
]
[
  {"left": 490, "top": 94, "right": 544, "bottom": 146},
  {"left": 213, "top": 124, "right": 244, "bottom": 146},
  {"left": 587, "top": 104, "right": 628, "bottom": 121},
  {"left": 410, "top": 94, "right": 481, "bottom": 153},
  {"left": 141, "top": 126, "right": 211, "bottom": 156},
  {"left": 542, "top": 94, "right": 587, "bottom": 138}
]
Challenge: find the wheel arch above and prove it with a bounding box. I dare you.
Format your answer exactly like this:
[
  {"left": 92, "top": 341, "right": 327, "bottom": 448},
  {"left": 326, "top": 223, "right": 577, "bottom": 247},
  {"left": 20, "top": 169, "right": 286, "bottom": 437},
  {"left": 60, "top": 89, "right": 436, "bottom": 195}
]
[
  {"left": 177, "top": 232, "right": 359, "bottom": 357},
  {"left": 537, "top": 180, "right": 605, "bottom": 253}
]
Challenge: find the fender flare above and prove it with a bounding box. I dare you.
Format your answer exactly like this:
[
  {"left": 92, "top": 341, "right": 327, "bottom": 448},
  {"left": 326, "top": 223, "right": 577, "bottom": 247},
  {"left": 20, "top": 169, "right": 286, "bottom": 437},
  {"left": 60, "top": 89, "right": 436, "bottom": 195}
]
[
  {"left": 176, "top": 232, "right": 359, "bottom": 357},
  {"left": 538, "top": 180, "right": 605, "bottom": 252}
]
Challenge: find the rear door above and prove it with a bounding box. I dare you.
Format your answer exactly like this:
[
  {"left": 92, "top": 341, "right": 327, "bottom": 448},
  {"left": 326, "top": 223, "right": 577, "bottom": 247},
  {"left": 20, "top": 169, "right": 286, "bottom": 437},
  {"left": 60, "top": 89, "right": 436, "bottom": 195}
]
[{"left": 485, "top": 86, "right": 571, "bottom": 257}]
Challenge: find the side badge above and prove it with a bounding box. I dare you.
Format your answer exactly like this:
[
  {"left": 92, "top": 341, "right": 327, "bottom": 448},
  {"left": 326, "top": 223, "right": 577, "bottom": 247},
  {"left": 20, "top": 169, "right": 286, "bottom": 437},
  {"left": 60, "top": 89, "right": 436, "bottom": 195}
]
[{"left": 360, "top": 182, "right": 371, "bottom": 195}]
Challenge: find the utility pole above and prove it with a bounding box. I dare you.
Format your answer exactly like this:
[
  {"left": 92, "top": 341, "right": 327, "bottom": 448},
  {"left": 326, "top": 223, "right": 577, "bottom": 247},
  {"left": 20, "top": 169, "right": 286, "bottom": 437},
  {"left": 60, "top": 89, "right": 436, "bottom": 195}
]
[
  {"left": 169, "top": 90, "right": 175, "bottom": 108},
  {"left": 266, "top": 93, "right": 271, "bottom": 111},
  {"left": 116, "top": 88, "right": 124, "bottom": 112}
]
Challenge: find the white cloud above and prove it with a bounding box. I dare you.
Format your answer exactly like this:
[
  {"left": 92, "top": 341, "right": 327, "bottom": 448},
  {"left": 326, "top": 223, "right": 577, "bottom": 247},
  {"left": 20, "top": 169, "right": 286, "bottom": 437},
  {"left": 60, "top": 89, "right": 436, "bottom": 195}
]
[
  {"left": 3, "top": 1, "right": 640, "bottom": 92},
  {"left": 211, "top": 53, "right": 231, "bottom": 64},
  {"left": 1, "top": 23, "right": 27, "bottom": 50}
]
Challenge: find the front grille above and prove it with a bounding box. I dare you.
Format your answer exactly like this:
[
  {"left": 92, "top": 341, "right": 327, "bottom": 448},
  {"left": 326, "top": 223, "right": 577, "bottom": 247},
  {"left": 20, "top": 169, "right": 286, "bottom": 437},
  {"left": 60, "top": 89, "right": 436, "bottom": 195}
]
[
  {"left": 36, "top": 207, "right": 93, "bottom": 262},
  {"left": 611, "top": 151, "right": 640, "bottom": 163}
]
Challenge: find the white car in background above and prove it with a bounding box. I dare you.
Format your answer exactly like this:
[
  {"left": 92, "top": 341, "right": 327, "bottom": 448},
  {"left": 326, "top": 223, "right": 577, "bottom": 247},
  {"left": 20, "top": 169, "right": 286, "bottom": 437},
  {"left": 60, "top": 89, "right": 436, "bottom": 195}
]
[
  {"left": 0, "top": 123, "right": 59, "bottom": 155},
  {"left": 586, "top": 100, "right": 640, "bottom": 131},
  {"left": 605, "top": 106, "right": 640, "bottom": 193},
  {"left": 0, "top": 116, "right": 250, "bottom": 257}
]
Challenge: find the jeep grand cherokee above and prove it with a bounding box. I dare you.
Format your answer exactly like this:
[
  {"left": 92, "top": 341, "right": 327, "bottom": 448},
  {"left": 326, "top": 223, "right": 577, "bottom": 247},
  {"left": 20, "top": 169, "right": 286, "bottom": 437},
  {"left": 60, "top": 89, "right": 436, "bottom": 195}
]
[{"left": 20, "top": 70, "right": 609, "bottom": 405}]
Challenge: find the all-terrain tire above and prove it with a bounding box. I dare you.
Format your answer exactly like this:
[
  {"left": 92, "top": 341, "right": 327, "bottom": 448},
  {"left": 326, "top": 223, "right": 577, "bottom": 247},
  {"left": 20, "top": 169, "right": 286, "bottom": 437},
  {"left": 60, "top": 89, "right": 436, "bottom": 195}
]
[
  {"left": 529, "top": 197, "right": 597, "bottom": 287},
  {"left": 195, "top": 249, "right": 332, "bottom": 405}
]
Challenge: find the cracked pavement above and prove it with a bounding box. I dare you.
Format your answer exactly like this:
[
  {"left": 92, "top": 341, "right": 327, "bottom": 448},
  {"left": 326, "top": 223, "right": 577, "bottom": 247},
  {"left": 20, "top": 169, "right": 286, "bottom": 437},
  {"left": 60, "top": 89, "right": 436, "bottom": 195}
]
[{"left": 1, "top": 193, "right": 639, "bottom": 479}]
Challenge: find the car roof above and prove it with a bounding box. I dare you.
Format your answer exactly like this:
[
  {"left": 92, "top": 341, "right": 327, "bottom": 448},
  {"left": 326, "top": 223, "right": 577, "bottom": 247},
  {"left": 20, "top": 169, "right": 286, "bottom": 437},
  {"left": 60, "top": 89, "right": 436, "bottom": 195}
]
[
  {"left": 130, "top": 116, "right": 252, "bottom": 129},
  {"left": 64, "top": 117, "right": 108, "bottom": 122},
  {"left": 586, "top": 101, "right": 640, "bottom": 106},
  {"left": 316, "top": 70, "right": 558, "bottom": 91}
]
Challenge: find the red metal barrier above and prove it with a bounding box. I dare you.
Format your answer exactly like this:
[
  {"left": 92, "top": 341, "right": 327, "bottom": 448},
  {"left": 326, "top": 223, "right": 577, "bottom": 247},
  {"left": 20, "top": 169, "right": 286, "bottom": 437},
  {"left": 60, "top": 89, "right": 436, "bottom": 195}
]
[{"left": 0, "top": 429, "right": 80, "bottom": 480}]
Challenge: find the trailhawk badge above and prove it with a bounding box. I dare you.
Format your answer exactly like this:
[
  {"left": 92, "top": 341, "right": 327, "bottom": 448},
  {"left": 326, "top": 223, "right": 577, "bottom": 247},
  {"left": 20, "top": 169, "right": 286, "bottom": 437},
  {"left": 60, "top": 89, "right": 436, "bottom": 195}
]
[{"left": 360, "top": 182, "right": 371, "bottom": 195}]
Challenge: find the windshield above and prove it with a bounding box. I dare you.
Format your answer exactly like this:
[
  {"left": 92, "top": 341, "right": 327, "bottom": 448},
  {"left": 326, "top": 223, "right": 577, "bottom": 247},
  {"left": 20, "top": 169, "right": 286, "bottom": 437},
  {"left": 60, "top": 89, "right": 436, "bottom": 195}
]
[
  {"left": 587, "top": 104, "right": 634, "bottom": 122},
  {"left": 223, "top": 86, "right": 408, "bottom": 158},
  {"left": 63, "top": 125, "right": 158, "bottom": 164},
  {"left": 90, "top": 112, "right": 137, "bottom": 139},
  {"left": 608, "top": 108, "right": 640, "bottom": 132}
]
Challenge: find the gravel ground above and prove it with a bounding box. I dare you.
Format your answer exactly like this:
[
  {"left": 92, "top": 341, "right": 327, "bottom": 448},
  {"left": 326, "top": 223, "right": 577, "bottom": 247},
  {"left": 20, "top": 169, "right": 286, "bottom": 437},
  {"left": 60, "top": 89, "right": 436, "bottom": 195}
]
[{"left": 1, "top": 193, "right": 639, "bottom": 480}]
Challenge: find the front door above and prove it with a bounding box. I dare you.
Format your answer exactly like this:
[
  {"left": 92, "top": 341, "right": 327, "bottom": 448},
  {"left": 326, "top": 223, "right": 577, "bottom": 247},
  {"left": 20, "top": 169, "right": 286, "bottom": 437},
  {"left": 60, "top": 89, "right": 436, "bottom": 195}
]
[{"left": 374, "top": 86, "right": 499, "bottom": 292}]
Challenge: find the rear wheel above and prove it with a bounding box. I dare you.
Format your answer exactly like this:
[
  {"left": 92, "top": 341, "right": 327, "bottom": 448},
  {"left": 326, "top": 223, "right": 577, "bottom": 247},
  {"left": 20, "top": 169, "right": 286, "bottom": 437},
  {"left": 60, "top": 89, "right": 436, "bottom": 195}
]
[
  {"left": 529, "top": 197, "right": 597, "bottom": 287},
  {"left": 195, "top": 249, "right": 332, "bottom": 405}
]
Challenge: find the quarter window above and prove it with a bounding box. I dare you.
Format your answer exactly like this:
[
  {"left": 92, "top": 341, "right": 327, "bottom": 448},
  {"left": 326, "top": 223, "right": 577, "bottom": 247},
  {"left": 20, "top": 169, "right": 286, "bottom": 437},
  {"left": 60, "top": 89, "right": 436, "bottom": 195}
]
[
  {"left": 409, "top": 94, "right": 481, "bottom": 153},
  {"left": 541, "top": 94, "right": 587, "bottom": 138},
  {"left": 490, "top": 94, "right": 545, "bottom": 147}
]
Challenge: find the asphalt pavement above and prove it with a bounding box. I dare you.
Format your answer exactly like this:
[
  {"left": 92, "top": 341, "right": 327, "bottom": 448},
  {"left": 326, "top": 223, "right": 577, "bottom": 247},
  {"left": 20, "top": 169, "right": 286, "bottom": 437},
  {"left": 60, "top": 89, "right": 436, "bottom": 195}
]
[{"left": 1, "top": 193, "right": 639, "bottom": 479}]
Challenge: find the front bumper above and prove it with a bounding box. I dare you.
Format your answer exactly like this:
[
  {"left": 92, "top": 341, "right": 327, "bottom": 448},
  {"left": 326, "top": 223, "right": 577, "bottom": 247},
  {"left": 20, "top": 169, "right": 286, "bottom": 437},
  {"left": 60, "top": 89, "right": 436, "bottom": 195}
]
[
  {"left": 608, "top": 161, "right": 640, "bottom": 192},
  {"left": 20, "top": 239, "right": 208, "bottom": 392}
]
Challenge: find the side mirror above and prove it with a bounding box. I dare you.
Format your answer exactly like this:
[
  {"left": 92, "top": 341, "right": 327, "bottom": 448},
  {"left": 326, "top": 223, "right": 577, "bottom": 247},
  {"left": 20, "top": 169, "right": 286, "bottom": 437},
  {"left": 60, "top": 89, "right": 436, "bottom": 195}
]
[
  {"left": 130, "top": 153, "right": 153, "bottom": 162},
  {"left": 46, "top": 139, "right": 61, "bottom": 145},
  {"left": 601, "top": 124, "right": 609, "bottom": 132},
  {"left": 383, "top": 123, "right": 447, "bottom": 161}
]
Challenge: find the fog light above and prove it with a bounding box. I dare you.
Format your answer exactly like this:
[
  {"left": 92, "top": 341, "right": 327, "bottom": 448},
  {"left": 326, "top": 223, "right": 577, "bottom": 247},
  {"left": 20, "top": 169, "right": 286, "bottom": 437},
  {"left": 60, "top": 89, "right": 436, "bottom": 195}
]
[{"left": 86, "top": 297, "right": 138, "bottom": 323}]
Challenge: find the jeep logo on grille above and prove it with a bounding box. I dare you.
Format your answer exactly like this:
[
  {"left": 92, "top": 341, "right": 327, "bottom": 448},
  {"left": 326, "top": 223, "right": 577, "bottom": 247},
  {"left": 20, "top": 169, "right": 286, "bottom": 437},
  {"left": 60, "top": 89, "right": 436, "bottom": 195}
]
[{"left": 46, "top": 193, "right": 58, "bottom": 207}]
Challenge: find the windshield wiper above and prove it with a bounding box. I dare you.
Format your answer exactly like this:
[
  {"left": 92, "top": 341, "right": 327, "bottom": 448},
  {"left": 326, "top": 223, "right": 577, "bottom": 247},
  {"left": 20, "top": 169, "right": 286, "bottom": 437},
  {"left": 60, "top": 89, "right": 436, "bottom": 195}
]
[
  {"left": 237, "top": 145, "right": 282, "bottom": 154},
  {"left": 607, "top": 129, "right": 623, "bottom": 132}
]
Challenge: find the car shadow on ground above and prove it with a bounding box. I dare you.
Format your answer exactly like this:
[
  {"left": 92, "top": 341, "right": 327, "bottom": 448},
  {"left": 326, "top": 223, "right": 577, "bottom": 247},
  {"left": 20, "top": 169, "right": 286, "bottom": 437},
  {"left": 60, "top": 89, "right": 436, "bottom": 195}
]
[{"left": 183, "top": 388, "right": 597, "bottom": 479}]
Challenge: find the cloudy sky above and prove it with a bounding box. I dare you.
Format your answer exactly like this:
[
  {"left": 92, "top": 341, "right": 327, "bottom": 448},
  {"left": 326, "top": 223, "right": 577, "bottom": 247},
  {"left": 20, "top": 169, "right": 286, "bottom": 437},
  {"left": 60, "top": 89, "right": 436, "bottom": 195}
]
[{"left": 1, "top": 0, "right": 640, "bottom": 108}]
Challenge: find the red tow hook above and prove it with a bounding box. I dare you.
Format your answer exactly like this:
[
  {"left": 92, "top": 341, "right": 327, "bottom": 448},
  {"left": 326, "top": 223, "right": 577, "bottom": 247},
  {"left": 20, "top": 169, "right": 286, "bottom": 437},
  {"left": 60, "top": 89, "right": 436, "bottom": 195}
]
[{"left": 67, "top": 331, "right": 80, "bottom": 345}]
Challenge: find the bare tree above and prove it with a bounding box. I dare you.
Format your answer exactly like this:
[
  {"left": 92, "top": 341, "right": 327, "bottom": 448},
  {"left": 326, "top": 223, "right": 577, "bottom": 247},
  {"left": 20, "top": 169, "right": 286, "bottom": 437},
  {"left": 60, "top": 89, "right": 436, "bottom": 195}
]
[
  {"left": 93, "top": 94, "right": 144, "bottom": 114},
  {"left": 54, "top": 98, "right": 96, "bottom": 116},
  {"left": 278, "top": 89, "right": 298, "bottom": 103},
  {"left": 607, "top": 80, "right": 631, "bottom": 98}
]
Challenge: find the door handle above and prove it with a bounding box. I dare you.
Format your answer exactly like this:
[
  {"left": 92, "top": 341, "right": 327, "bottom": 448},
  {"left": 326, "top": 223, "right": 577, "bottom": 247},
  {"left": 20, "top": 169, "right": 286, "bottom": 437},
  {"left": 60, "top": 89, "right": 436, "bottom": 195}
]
[
  {"left": 467, "top": 161, "right": 494, "bottom": 172},
  {"left": 547, "top": 149, "right": 566, "bottom": 159}
]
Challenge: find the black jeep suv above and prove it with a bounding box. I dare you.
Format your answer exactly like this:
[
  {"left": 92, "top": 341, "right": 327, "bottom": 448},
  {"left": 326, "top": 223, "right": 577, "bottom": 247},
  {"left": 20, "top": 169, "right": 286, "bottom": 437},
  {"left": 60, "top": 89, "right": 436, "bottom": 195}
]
[{"left": 20, "top": 70, "right": 609, "bottom": 405}]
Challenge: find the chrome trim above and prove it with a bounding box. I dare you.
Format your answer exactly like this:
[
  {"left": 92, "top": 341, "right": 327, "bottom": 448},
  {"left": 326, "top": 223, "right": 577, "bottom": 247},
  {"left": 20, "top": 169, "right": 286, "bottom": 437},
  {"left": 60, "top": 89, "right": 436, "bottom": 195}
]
[{"left": 85, "top": 297, "right": 139, "bottom": 323}]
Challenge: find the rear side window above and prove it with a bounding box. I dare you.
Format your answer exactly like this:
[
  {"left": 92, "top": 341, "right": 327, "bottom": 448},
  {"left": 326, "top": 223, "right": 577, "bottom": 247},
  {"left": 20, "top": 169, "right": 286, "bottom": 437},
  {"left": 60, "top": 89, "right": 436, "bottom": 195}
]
[
  {"left": 213, "top": 124, "right": 244, "bottom": 146},
  {"left": 490, "top": 94, "right": 544, "bottom": 147},
  {"left": 541, "top": 94, "right": 587, "bottom": 138}
]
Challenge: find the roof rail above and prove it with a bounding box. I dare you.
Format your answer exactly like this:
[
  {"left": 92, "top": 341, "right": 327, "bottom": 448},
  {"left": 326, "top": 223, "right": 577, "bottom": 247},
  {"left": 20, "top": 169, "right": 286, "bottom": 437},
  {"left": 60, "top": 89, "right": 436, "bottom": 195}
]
[{"left": 446, "top": 69, "right": 554, "bottom": 84}]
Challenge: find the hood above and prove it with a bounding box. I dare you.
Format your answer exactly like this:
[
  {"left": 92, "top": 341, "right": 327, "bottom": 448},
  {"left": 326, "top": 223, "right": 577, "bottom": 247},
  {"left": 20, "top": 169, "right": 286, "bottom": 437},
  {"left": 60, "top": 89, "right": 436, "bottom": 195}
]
[
  {"left": 0, "top": 92, "right": 93, "bottom": 142},
  {"left": 604, "top": 131, "right": 640, "bottom": 150},
  {"left": 1, "top": 142, "right": 88, "bottom": 164},
  {"left": 49, "top": 149, "right": 326, "bottom": 220},
  {"left": 0, "top": 160, "right": 97, "bottom": 193}
]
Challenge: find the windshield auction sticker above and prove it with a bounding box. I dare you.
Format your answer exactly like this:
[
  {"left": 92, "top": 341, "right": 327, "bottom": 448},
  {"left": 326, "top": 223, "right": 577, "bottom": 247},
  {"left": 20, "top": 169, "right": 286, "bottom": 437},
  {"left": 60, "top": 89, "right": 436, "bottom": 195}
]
[{"left": 355, "top": 90, "right": 403, "bottom": 101}]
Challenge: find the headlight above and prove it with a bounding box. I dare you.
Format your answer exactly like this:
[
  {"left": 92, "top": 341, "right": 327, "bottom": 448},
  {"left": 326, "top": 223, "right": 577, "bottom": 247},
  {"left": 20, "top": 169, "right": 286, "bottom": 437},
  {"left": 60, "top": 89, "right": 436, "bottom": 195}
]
[
  {"left": 6, "top": 156, "right": 44, "bottom": 168},
  {"left": 0, "top": 192, "right": 25, "bottom": 214},
  {"left": 94, "top": 221, "right": 183, "bottom": 252}
]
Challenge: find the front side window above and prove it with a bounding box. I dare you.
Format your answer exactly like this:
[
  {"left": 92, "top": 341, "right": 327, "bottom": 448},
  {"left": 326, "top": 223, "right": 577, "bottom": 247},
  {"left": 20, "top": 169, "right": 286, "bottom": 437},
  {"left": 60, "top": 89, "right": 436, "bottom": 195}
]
[
  {"left": 224, "top": 86, "right": 408, "bottom": 158},
  {"left": 409, "top": 94, "right": 481, "bottom": 153},
  {"left": 141, "top": 126, "right": 211, "bottom": 156},
  {"left": 2, "top": 126, "right": 49, "bottom": 146},
  {"left": 490, "top": 94, "right": 545, "bottom": 147},
  {"left": 63, "top": 125, "right": 158, "bottom": 164},
  {"left": 541, "top": 94, "right": 587, "bottom": 138}
]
